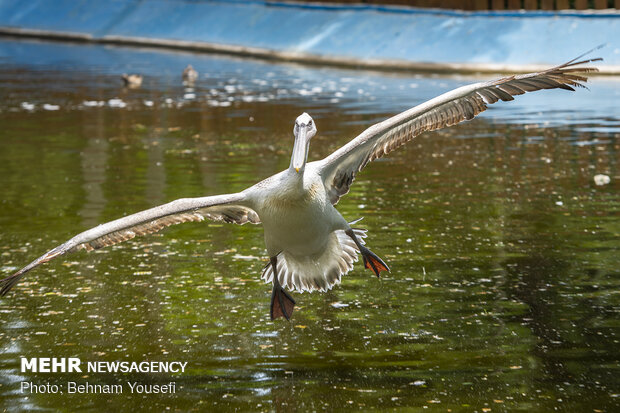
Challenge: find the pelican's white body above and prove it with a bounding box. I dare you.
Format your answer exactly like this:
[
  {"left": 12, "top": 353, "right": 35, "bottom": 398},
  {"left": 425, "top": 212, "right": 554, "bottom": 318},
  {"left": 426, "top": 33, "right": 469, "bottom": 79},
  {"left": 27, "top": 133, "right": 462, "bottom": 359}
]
[
  {"left": 245, "top": 163, "right": 364, "bottom": 293},
  {"left": 254, "top": 166, "right": 342, "bottom": 256}
]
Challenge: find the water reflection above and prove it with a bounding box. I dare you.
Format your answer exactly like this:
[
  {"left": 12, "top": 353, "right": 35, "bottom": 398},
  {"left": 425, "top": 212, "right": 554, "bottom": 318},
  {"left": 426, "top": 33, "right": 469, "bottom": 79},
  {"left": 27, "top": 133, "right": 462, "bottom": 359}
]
[{"left": 0, "top": 38, "right": 618, "bottom": 412}]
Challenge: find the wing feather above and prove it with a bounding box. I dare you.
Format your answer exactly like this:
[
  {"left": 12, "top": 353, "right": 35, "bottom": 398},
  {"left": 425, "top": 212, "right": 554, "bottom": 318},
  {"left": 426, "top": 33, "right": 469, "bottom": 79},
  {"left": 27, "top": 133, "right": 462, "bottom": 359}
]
[
  {"left": 315, "top": 56, "right": 600, "bottom": 205},
  {"left": 0, "top": 192, "right": 259, "bottom": 295}
]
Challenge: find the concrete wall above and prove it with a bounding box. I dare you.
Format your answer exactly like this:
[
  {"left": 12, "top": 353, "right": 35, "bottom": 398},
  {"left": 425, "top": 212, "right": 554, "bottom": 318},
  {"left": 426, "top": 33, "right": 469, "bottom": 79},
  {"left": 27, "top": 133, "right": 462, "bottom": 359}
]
[{"left": 0, "top": 0, "right": 618, "bottom": 73}]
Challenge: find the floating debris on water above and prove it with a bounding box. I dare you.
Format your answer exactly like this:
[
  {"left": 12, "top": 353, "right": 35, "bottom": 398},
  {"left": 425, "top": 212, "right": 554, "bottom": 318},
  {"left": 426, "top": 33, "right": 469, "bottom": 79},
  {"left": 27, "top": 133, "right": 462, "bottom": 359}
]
[
  {"left": 83, "top": 100, "right": 104, "bottom": 107},
  {"left": 133, "top": 271, "right": 152, "bottom": 276},
  {"left": 593, "top": 174, "right": 611, "bottom": 186},
  {"left": 231, "top": 254, "right": 260, "bottom": 261},
  {"left": 207, "top": 100, "right": 231, "bottom": 107},
  {"left": 42, "top": 104, "right": 60, "bottom": 111},
  {"left": 108, "top": 98, "right": 127, "bottom": 108},
  {"left": 330, "top": 301, "right": 349, "bottom": 308},
  {"left": 21, "top": 102, "right": 35, "bottom": 111}
]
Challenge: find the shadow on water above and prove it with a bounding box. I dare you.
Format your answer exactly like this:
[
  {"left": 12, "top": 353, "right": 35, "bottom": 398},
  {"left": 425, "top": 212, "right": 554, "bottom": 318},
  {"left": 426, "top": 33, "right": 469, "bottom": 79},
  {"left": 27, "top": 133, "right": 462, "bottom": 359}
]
[{"left": 0, "top": 38, "right": 618, "bottom": 411}]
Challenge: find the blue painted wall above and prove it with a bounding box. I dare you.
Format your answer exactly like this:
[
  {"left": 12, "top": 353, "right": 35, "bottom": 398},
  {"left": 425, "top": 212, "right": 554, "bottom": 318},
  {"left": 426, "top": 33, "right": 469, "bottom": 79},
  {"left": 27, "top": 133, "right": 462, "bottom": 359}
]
[{"left": 0, "top": 0, "right": 618, "bottom": 72}]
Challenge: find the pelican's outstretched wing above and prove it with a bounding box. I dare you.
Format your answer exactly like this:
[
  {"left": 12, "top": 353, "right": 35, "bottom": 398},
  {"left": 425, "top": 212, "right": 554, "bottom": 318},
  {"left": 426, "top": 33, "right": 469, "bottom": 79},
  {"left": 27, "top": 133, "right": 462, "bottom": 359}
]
[
  {"left": 315, "top": 56, "right": 600, "bottom": 205},
  {"left": 0, "top": 192, "right": 259, "bottom": 295}
]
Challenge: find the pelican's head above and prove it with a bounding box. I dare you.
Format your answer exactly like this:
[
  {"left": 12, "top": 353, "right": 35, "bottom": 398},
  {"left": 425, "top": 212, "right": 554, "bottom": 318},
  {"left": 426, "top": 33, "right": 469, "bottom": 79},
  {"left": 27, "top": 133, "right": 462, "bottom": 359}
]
[{"left": 290, "top": 113, "right": 317, "bottom": 173}]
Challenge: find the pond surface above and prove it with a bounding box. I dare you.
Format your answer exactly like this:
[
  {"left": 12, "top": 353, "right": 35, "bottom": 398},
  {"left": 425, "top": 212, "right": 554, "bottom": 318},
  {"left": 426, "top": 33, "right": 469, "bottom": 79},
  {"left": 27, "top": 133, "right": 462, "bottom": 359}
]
[{"left": 0, "top": 38, "right": 619, "bottom": 412}]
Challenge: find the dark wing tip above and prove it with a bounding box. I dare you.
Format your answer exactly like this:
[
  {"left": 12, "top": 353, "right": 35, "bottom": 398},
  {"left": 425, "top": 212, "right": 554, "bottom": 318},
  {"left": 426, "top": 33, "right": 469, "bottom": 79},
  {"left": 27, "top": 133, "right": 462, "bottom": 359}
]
[
  {"left": 509, "top": 54, "right": 602, "bottom": 93},
  {"left": 0, "top": 270, "right": 26, "bottom": 296},
  {"left": 0, "top": 245, "right": 69, "bottom": 296},
  {"left": 562, "top": 57, "right": 603, "bottom": 69},
  {"left": 562, "top": 43, "right": 605, "bottom": 67}
]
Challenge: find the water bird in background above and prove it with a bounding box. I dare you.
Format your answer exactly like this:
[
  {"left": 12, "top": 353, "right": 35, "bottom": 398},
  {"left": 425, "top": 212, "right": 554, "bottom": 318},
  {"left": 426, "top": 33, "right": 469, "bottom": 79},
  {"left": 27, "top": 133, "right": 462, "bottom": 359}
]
[
  {"left": 182, "top": 64, "right": 199, "bottom": 85},
  {"left": 121, "top": 73, "right": 143, "bottom": 88},
  {"left": 1, "top": 56, "right": 599, "bottom": 320}
]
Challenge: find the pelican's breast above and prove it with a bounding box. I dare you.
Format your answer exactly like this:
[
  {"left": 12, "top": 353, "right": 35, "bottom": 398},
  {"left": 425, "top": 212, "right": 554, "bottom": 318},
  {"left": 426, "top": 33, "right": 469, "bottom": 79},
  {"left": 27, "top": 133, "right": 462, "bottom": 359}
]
[
  {"left": 257, "top": 173, "right": 334, "bottom": 256},
  {"left": 263, "top": 180, "right": 321, "bottom": 210}
]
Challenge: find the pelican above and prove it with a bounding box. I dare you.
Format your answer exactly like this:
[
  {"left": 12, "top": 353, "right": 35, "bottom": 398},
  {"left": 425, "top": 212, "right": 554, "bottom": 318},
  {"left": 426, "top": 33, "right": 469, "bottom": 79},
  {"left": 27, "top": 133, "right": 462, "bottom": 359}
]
[
  {"left": 182, "top": 64, "right": 199, "bottom": 85},
  {"left": 1, "top": 56, "right": 599, "bottom": 320},
  {"left": 122, "top": 73, "right": 143, "bottom": 88}
]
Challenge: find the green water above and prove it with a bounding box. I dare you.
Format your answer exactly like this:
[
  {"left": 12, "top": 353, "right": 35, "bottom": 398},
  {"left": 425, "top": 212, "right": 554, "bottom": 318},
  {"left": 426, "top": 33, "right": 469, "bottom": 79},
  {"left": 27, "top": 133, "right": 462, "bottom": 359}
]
[{"left": 0, "top": 40, "right": 618, "bottom": 412}]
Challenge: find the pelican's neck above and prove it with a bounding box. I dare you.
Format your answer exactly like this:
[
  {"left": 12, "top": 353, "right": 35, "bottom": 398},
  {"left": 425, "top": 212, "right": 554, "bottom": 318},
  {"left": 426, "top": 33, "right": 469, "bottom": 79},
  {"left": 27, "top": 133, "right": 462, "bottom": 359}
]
[
  {"left": 285, "top": 167, "right": 305, "bottom": 189},
  {"left": 278, "top": 165, "right": 305, "bottom": 199}
]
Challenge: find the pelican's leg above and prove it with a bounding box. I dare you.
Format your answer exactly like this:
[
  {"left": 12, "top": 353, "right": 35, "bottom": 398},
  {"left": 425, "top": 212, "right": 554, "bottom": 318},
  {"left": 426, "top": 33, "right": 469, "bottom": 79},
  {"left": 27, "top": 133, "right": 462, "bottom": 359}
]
[
  {"left": 269, "top": 256, "right": 296, "bottom": 321},
  {"left": 345, "top": 229, "right": 390, "bottom": 278}
]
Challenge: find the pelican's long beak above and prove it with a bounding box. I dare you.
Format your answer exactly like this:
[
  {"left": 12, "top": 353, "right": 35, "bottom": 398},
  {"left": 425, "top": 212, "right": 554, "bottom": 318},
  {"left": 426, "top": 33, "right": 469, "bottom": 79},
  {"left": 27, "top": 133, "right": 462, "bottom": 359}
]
[{"left": 291, "top": 127, "right": 308, "bottom": 173}]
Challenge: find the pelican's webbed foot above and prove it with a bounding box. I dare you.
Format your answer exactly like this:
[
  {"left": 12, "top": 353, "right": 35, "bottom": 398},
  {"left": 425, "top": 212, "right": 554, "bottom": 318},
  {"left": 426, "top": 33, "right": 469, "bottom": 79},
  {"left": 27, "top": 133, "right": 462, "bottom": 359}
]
[
  {"left": 360, "top": 246, "right": 390, "bottom": 277},
  {"left": 269, "top": 256, "right": 296, "bottom": 320},
  {"left": 345, "top": 229, "right": 390, "bottom": 278}
]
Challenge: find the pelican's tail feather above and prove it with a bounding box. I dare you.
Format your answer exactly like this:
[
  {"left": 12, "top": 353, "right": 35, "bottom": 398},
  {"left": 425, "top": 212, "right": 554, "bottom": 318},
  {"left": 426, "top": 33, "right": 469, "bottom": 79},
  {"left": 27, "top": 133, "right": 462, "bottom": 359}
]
[{"left": 261, "top": 227, "right": 367, "bottom": 293}]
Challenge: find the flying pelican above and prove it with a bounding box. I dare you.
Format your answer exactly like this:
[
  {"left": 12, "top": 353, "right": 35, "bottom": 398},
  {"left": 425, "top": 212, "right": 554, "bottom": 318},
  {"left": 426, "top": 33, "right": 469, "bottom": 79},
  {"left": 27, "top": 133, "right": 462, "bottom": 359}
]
[
  {"left": 182, "top": 64, "right": 199, "bottom": 85},
  {"left": 0, "top": 56, "right": 599, "bottom": 320}
]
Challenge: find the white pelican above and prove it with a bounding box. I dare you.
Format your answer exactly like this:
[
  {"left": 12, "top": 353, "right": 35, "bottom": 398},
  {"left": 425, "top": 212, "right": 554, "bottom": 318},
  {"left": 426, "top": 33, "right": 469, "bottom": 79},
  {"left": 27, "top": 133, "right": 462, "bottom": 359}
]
[
  {"left": 1, "top": 56, "right": 599, "bottom": 320},
  {"left": 182, "top": 64, "right": 199, "bottom": 85},
  {"left": 122, "top": 73, "right": 143, "bottom": 88}
]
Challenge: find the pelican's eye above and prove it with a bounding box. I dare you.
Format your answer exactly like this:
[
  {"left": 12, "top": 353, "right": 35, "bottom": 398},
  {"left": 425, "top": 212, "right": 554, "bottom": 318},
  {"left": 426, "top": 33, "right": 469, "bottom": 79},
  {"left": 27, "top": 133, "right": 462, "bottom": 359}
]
[{"left": 308, "top": 120, "right": 313, "bottom": 127}]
